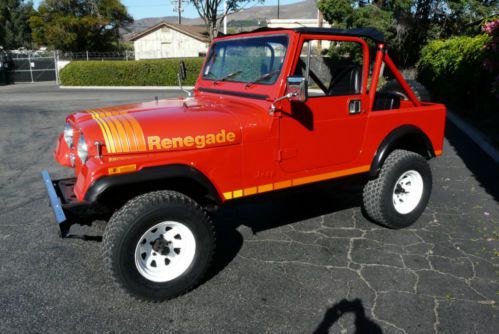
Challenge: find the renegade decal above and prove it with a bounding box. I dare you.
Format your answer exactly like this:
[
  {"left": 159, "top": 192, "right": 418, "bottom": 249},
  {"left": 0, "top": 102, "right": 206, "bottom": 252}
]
[
  {"left": 223, "top": 165, "right": 371, "bottom": 200},
  {"left": 147, "top": 130, "right": 237, "bottom": 151}
]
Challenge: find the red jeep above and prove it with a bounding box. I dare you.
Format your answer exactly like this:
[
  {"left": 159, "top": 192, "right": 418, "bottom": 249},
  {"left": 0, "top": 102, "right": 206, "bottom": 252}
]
[{"left": 42, "top": 27, "right": 446, "bottom": 301}]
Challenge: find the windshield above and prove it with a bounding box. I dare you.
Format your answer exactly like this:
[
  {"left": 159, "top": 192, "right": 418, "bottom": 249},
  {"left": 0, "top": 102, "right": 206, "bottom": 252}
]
[{"left": 202, "top": 35, "right": 289, "bottom": 85}]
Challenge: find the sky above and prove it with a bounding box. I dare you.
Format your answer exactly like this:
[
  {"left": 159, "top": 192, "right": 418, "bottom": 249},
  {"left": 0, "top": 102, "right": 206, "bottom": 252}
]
[{"left": 32, "top": 0, "right": 306, "bottom": 20}]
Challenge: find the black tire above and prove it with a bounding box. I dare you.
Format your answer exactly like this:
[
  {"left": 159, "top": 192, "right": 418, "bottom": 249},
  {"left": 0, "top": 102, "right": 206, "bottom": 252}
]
[
  {"left": 379, "top": 79, "right": 431, "bottom": 102},
  {"left": 362, "top": 149, "right": 432, "bottom": 229},
  {"left": 102, "top": 190, "right": 215, "bottom": 301}
]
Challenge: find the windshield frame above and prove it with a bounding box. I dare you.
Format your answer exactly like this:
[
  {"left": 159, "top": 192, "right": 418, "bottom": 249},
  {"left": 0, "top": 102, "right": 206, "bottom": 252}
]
[{"left": 201, "top": 34, "right": 290, "bottom": 86}]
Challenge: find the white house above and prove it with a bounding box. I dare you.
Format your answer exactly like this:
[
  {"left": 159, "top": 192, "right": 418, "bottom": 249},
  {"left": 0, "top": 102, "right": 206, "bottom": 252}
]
[{"left": 130, "top": 22, "right": 209, "bottom": 60}]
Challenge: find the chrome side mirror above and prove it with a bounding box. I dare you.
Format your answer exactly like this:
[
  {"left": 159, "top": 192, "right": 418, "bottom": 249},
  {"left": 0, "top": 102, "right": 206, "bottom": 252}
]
[
  {"left": 286, "top": 76, "right": 308, "bottom": 103},
  {"left": 270, "top": 76, "right": 308, "bottom": 114}
]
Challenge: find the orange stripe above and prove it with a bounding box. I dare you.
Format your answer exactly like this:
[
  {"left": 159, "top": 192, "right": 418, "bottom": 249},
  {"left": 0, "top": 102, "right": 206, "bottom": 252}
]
[
  {"left": 116, "top": 114, "right": 139, "bottom": 151},
  {"left": 274, "top": 180, "right": 292, "bottom": 190},
  {"left": 105, "top": 112, "right": 130, "bottom": 153},
  {"left": 101, "top": 112, "right": 123, "bottom": 153},
  {"left": 223, "top": 165, "right": 371, "bottom": 201},
  {"left": 435, "top": 150, "right": 442, "bottom": 156},
  {"left": 121, "top": 113, "right": 146, "bottom": 151},
  {"left": 89, "top": 111, "right": 115, "bottom": 154},
  {"left": 93, "top": 110, "right": 117, "bottom": 153},
  {"left": 292, "top": 165, "right": 370, "bottom": 186}
]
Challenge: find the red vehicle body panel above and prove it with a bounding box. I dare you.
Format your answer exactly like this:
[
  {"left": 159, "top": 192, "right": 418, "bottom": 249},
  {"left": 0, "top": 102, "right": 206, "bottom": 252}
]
[{"left": 53, "top": 29, "right": 446, "bottom": 203}]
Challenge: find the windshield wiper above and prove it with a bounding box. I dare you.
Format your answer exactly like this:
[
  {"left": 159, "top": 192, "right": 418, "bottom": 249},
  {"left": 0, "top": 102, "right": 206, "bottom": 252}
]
[
  {"left": 245, "top": 70, "right": 280, "bottom": 88},
  {"left": 214, "top": 70, "right": 242, "bottom": 84}
]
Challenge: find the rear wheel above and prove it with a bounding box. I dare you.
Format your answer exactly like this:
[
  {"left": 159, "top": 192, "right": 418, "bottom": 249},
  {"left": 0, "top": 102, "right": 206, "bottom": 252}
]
[
  {"left": 379, "top": 79, "right": 431, "bottom": 102},
  {"left": 362, "top": 150, "right": 432, "bottom": 228},
  {"left": 102, "top": 190, "right": 215, "bottom": 301}
]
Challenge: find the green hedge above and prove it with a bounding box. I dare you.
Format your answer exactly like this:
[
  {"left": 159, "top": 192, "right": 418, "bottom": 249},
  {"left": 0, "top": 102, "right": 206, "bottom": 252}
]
[
  {"left": 60, "top": 58, "right": 204, "bottom": 86},
  {"left": 417, "top": 35, "right": 494, "bottom": 112}
]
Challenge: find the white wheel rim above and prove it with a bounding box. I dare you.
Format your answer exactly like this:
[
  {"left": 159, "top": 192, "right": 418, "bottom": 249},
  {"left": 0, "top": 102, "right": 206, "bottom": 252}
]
[
  {"left": 134, "top": 221, "right": 196, "bottom": 282},
  {"left": 392, "top": 170, "right": 424, "bottom": 214}
]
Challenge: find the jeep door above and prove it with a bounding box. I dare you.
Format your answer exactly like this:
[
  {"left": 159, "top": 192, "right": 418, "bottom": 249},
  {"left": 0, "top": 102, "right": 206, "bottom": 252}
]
[{"left": 278, "top": 35, "right": 370, "bottom": 173}]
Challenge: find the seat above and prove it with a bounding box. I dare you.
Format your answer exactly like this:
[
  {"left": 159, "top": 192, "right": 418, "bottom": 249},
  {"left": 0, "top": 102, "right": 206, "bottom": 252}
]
[{"left": 372, "top": 92, "right": 401, "bottom": 111}]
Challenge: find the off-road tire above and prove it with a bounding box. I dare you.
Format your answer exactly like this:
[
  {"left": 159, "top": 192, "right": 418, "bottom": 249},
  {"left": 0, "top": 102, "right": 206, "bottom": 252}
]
[
  {"left": 102, "top": 190, "right": 215, "bottom": 301},
  {"left": 380, "top": 79, "right": 431, "bottom": 102},
  {"left": 362, "top": 150, "right": 432, "bottom": 229}
]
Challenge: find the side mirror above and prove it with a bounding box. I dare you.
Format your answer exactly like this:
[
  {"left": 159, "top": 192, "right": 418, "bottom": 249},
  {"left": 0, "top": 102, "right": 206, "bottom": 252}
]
[
  {"left": 178, "top": 60, "right": 187, "bottom": 82},
  {"left": 177, "top": 60, "right": 192, "bottom": 97},
  {"left": 286, "top": 76, "right": 308, "bottom": 103}
]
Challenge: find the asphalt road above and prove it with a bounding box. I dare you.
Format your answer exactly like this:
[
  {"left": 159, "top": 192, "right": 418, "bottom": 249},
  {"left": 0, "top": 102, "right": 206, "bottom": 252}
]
[{"left": 1, "top": 83, "right": 498, "bottom": 333}]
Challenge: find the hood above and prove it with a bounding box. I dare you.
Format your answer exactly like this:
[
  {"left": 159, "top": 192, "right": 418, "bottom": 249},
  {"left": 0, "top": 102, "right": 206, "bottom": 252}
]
[{"left": 70, "top": 96, "right": 248, "bottom": 156}]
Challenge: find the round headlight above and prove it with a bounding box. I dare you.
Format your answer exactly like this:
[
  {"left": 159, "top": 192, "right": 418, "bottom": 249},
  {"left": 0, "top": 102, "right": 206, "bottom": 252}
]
[
  {"left": 77, "top": 134, "right": 88, "bottom": 163},
  {"left": 64, "top": 123, "right": 74, "bottom": 148}
]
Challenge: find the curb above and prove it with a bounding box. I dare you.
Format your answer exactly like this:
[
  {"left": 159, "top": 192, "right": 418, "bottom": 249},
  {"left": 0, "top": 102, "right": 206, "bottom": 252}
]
[
  {"left": 59, "top": 85, "right": 194, "bottom": 90},
  {"left": 447, "top": 110, "right": 499, "bottom": 164}
]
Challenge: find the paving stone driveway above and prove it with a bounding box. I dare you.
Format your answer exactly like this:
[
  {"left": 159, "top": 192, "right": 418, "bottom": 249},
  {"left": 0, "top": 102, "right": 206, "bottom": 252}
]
[{"left": 0, "top": 83, "right": 497, "bottom": 333}]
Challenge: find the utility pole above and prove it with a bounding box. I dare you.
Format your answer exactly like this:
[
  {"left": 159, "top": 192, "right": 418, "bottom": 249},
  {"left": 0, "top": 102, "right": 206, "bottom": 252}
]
[
  {"left": 172, "top": 0, "right": 185, "bottom": 24},
  {"left": 178, "top": 0, "right": 181, "bottom": 24},
  {"left": 277, "top": 0, "right": 280, "bottom": 19},
  {"left": 224, "top": 0, "right": 227, "bottom": 34}
]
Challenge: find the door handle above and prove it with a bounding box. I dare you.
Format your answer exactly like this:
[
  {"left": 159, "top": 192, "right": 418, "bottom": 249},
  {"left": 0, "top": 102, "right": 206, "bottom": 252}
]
[{"left": 349, "top": 99, "right": 362, "bottom": 114}]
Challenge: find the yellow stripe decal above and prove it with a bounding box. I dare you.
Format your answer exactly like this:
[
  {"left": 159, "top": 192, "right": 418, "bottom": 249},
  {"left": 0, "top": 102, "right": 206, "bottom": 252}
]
[
  {"left": 102, "top": 112, "right": 123, "bottom": 153},
  {"left": 93, "top": 110, "right": 117, "bottom": 153},
  {"left": 89, "top": 111, "right": 115, "bottom": 153},
  {"left": 122, "top": 112, "right": 147, "bottom": 151},
  {"left": 106, "top": 112, "right": 130, "bottom": 153},
  {"left": 223, "top": 165, "right": 371, "bottom": 201},
  {"left": 116, "top": 114, "right": 140, "bottom": 151}
]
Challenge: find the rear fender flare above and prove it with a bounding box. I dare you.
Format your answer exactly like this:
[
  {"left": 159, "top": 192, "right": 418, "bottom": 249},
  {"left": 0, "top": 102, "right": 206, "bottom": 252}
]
[{"left": 369, "top": 125, "right": 435, "bottom": 178}]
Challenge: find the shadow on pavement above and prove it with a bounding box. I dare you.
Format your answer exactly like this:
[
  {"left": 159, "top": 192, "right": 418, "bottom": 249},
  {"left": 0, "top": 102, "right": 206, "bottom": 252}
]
[
  {"left": 445, "top": 120, "right": 499, "bottom": 202},
  {"left": 205, "top": 177, "right": 364, "bottom": 282},
  {"left": 313, "top": 299, "right": 382, "bottom": 334}
]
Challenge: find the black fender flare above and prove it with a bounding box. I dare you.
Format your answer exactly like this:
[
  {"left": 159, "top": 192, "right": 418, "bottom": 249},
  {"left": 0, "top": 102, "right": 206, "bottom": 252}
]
[
  {"left": 84, "top": 164, "right": 222, "bottom": 204},
  {"left": 369, "top": 125, "right": 435, "bottom": 178}
]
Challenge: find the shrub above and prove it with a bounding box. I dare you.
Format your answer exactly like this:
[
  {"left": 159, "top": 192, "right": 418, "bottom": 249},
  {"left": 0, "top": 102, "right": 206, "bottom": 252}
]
[
  {"left": 417, "top": 34, "right": 494, "bottom": 113},
  {"left": 60, "top": 58, "right": 204, "bottom": 86}
]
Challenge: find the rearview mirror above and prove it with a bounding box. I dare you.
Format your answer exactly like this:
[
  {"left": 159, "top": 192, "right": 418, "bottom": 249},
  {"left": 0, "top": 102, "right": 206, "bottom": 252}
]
[
  {"left": 286, "top": 76, "right": 308, "bottom": 103},
  {"left": 178, "top": 61, "right": 187, "bottom": 82}
]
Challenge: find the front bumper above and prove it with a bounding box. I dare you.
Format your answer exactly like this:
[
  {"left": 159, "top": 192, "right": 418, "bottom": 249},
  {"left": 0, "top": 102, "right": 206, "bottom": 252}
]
[{"left": 41, "top": 170, "right": 101, "bottom": 238}]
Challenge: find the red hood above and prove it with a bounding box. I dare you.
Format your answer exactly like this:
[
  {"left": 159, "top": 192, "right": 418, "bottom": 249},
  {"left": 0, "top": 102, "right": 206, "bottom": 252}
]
[{"left": 67, "top": 96, "right": 267, "bottom": 156}]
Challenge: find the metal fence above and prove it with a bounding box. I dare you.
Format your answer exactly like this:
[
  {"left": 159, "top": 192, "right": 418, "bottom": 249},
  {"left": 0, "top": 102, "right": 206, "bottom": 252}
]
[
  {"left": 1, "top": 51, "right": 58, "bottom": 84},
  {"left": 58, "top": 51, "right": 135, "bottom": 61}
]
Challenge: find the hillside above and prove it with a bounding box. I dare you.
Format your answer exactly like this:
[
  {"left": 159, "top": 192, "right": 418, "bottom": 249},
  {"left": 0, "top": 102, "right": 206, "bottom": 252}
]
[{"left": 125, "top": 0, "right": 318, "bottom": 35}]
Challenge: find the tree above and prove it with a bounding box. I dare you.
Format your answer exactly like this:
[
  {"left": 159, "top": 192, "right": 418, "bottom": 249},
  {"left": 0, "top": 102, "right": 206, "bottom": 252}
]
[
  {"left": 318, "top": 0, "right": 499, "bottom": 66},
  {"left": 0, "top": 0, "right": 34, "bottom": 49},
  {"left": 190, "top": 0, "right": 263, "bottom": 40},
  {"left": 29, "top": 0, "right": 133, "bottom": 51}
]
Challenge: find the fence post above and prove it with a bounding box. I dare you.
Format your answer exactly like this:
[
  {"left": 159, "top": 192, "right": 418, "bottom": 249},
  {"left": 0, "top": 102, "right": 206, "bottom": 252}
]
[
  {"left": 54, "top": 50, "right": 59, "bottom": 85},
  {"left": 125, "top": 50, "right": 128, "bottom": 61},
  {"left": 28, "top": 53, "right": 34, "bottom": 83},
  {"left": 86, "top": 50, "right": 89, "bottom": 61}
]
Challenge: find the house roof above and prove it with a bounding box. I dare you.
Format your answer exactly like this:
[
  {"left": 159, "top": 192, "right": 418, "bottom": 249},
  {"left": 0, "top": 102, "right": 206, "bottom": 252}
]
[{"left": 129, "top": 21, "right": 209, "bottom": 43}]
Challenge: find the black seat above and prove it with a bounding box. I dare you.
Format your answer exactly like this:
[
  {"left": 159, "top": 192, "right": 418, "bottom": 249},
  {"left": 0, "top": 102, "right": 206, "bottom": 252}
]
[
  {"left": 328, "top": 65, "right": 362, "bottom": 96},
  {"left": 373, "top": 92, "right": 401, "bottom": 111}
]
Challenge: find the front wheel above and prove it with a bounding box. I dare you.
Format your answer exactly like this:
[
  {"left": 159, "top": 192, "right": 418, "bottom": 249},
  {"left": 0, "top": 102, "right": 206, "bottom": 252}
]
[
  {"left": 362, "top": 150, "right": 432, "bottom": 228},
  {"left": 102, "top": 190, "right": 215, "bottom": 301}
]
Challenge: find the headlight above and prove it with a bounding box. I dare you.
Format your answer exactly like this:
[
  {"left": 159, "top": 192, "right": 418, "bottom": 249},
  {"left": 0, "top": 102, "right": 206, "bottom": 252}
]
[
  {"left": 64, "top": 123, "right": 74, "bottom": 148},
  {"left": 77, "top": 133, "right": 88, "bottom": 163}
]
